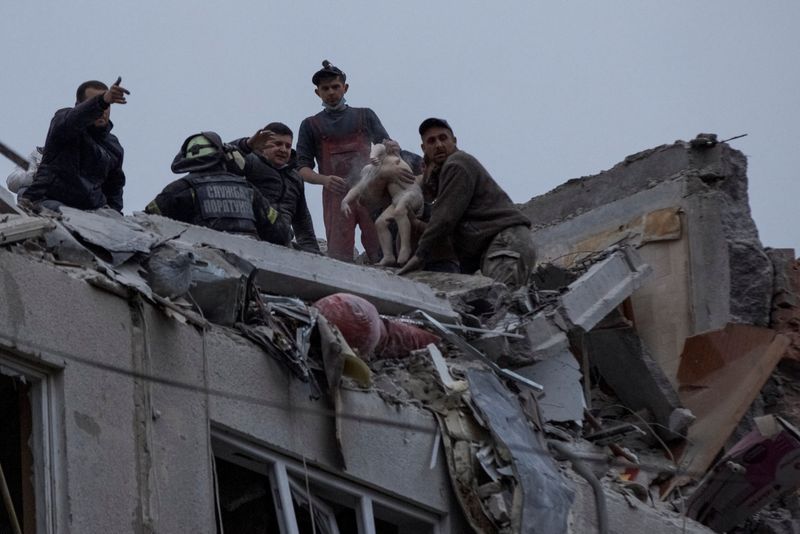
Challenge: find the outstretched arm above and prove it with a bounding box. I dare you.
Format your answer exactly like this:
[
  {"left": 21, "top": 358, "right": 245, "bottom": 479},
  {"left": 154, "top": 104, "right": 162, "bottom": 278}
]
[{"left": 340, "top": 164, "right": 376, "bottom": 217}]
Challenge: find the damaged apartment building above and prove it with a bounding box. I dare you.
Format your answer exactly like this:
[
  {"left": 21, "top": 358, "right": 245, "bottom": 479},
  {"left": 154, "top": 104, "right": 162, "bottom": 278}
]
[{"left": 1, "top": 134, "right": 800, "bottom": 534}]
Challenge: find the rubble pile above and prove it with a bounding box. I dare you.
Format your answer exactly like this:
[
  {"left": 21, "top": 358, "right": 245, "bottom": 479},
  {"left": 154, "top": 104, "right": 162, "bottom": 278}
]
[{"left": 1, "top": 135, "right": 798, "bottom": 533}]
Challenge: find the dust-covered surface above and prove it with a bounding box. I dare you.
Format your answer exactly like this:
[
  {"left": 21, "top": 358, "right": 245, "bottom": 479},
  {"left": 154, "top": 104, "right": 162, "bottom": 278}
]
[{"left": 2, "top": 136, "right": 798, "bottom": 532}]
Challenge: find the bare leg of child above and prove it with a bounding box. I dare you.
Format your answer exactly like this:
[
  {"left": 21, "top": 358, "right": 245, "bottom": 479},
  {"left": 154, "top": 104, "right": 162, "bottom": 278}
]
[
  {"left": 375, "top": 209, "right": 397, "bottom": 266},
  {"left": 393, "top": 202, "right": 414, "bottom": 265}
]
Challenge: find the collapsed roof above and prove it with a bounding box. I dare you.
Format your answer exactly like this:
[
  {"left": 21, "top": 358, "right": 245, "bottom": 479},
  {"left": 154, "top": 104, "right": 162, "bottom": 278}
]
[{"left": 0, "top": 134, "right": 797, "bottom": 533}]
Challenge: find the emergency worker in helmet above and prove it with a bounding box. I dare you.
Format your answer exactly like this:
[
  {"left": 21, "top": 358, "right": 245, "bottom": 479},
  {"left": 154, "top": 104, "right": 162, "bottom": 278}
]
[{"left": 145, "top": 132, "right": 291, "bottom": 245}]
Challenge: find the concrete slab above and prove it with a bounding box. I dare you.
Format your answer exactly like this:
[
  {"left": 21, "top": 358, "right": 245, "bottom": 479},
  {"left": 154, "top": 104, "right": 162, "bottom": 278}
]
[
  {"left": 59, "top": 207, "right": 162, "bottom": 267},
  {"left": 559, "top": 247, "right": 653, "bottom": 332},
  {"left": 516, "top": 351, "right": 585, "bottom": 425},
  {"left": 0, "top": 215, "right": 54, "bottom": 245},
  {"left": 523, "top": 311, "right": 571, "bottom": 360},
  {"left": 135, "top": 212, "right": 457, "bottom": 321},
  {"left": 585, "top": 327, "right": 691, "bottom": 438}
]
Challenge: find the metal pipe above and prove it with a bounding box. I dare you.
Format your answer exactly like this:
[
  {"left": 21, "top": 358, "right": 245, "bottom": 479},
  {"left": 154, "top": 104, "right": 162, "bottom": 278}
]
[{"left": 0, "top": 142, "right": 28, "bottom": 170}]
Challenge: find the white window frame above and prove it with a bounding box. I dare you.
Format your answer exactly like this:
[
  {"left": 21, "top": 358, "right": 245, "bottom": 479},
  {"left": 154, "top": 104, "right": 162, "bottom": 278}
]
[
  {"left": 212, "top": 429, "right": 443, "bottom": 534},
  {"left": 0, "top": 352, "right": 64, "bottom": 534}
]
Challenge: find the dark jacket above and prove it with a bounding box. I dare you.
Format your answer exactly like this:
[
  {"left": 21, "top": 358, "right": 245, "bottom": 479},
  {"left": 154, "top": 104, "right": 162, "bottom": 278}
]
[
  {"left": 22, "top": 94, "right": 125, "bottom": 211},
  {"left": 231, "top": 139, "right": 321, "bottom": 253},
  {"left": 416, "top": 150, "right": 531, "bottom": 270},
  {"left": 144, "top": 168, "right": 291, "bottom": 245}
]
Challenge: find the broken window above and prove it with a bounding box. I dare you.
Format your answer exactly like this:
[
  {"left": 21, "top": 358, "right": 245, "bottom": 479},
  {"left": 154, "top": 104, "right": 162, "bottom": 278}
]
[
  {"left": 0, "top": 372, "right": 34, "bottom": 533},
  {"left": 0, "top": 355, "right": 59, "bottom": 534},
  {"left": 214, "top": 457, "right": 281, "bottom": 533},
  {"left": 213, "top": 431, "right": 440, "bottom": 534}
]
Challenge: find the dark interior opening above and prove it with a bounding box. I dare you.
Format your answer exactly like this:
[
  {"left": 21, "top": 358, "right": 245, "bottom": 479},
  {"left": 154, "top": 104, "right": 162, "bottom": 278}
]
[
  {"left": 0, "top": 373, "right": 34, "bottom": 534},
  {"left": 215, "top": 456, "right": 280, "bottom": 534}
]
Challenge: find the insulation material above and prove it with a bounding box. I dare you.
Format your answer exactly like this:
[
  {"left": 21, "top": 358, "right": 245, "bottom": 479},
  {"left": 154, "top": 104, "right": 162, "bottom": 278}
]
[
  {"left": 314, "top": 293, "right": 386, "bottom": 359},
  {"left": 314, "top": 293, "right": 439, "bottom": 360},
  {"left": 378, "top": 320, "right": 439, "bottom": 359}
]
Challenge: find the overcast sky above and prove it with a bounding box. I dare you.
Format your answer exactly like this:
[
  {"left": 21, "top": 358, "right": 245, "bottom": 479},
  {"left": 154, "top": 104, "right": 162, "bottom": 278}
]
[{"left": 3, "top": 1, "right": 799, "bottom": 253}]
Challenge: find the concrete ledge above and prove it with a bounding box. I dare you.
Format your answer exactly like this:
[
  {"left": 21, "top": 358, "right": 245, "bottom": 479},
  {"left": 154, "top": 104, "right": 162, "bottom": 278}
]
[{"left": 134, "top": 213, "right": 458, "bottom": 321}]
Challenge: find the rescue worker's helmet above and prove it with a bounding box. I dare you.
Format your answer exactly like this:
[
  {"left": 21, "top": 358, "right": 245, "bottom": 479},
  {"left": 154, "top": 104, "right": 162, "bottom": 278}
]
[{"left": 171, "top": 132, "right": 245, "bottom": 174}]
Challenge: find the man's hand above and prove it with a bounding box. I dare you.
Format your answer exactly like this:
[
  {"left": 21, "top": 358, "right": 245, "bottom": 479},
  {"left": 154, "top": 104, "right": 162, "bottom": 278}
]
[
  {"left": 247, "top": 129, "right": 276, "bottom": 153},
  {"left": 324, "top": 175, "right": 348, "bottom": 195},
  {"left": 383, "top": 139, "right": 401, "bottom": 155},
  {"left": 379, "top": 165, "right": 417, "bottom": 185},
  {"left": 398, "top": 255, "right": 423, "bottom": 275},
  {"left": 103, "top": 77, "right": 130, "bottom": 105},
  {"left": 396, "top": 168, "right": 418, "bottom": 185}
]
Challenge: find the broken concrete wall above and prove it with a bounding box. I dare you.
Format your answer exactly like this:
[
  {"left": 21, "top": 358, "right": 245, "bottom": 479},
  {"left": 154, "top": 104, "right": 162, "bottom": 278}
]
[
  {"left": 0, "top": 248, "right": 467, "bottom": 532},
  {"left": 520, "top": 140, "right": 772, "bottom": 383},
  {"left": 521, "top": 140, "right": 770, "bottom": 327},
  {"left": 768, "top": 249, "right": 800, "bottom": 363}
]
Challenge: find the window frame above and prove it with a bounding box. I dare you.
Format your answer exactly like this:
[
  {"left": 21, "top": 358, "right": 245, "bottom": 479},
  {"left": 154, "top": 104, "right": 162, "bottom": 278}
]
[
  {"left": 212, "top": 428, "right": 443, "bottom": 534},
  {"left": 0, "top": 352, "right": 64, "bottom": 534}
]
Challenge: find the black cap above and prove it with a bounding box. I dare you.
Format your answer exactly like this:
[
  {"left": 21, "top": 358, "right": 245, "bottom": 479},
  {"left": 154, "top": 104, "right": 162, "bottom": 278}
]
[
  {"left": 419, "top": 117, "right": 453, "bottom": 137},
  {"left": 312, "top": 60, "right": 346, "bottom": 86}
]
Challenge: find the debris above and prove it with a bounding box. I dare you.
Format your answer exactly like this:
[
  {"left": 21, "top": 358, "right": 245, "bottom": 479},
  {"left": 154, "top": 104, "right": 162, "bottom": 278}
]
[
  {"left": 59, "top": 207, "right": 160, "bottom": 266},
  {"left": 521, "top": 311, "right": 571, "bottom": 360},
  {"left": 470, "top": 332, "right": 510, "bottom": 362},
  {"left": 189, "top": 277, "right": 247, "bottom": 326},
  {"left": 0, "top": 215, "right": 54, "bottom": 245},
  {"left": 0, "top": 187, "right": 23, "bottom": 215},
  {"left": 407, "top": 270, "right": 510, "bottom": 324},
  {"left": 768, "top": 249, "right": 800, "bottom": 363},
  {"left": 317, "top": 314, "right": 371, "bottom": 389},
  {"left": 426, "top": 343, "right": 464, "bottom": 390},
  {"left": 0, "top": 135, "right": 792, "bottom": 532},
  {"left": 314, "top": 293, "right": 439, "bottom": 360},
  {"left": 314, "top": 293, "right": 385, "bottom": 359},
  {"left": 378, "top": 318, "right": 439, "bottom": 359},
  {"left": 687, "top": 415, "right": 800, "bottom": 532},
  {"left": 137, "top": 212, "right": 458, "bottom": 320},
  {"left": 515, "top": 350, "right": 586, "bottom": 425},
  {"left": 689, "top": 133, "right": 719, "bottom": 149},
  {"left": 584, "top": 424, "right": 647, "bottom": 446},
  {"left": 144, "top": 245, "right": 194, "bottom": 299},
  {"left": 486, "top": 492, "right": 511, "bottom": 525},
  {"left": 585, "top": 326, "right": 693, "bottom": 439},
  {"left": 418, "top": 310, "right": 544, "bottom": 393},
  {"left": 548, "top": 440, "right": 609, "bottom": 534},
  {"left": 668, "top": 324, "right": 790, "bottom": 494},
  {"left": 42, "top": 222, "right": 95, "bottom": 265},
  {"left": 559, "top": 247, "right": 653, "bottom": 332},
  {"left": 467, "top": 368, "right": 574, "bottom": 534},
  {"left": 428, "top": 429, "right": 441, "bottom": 470}
]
